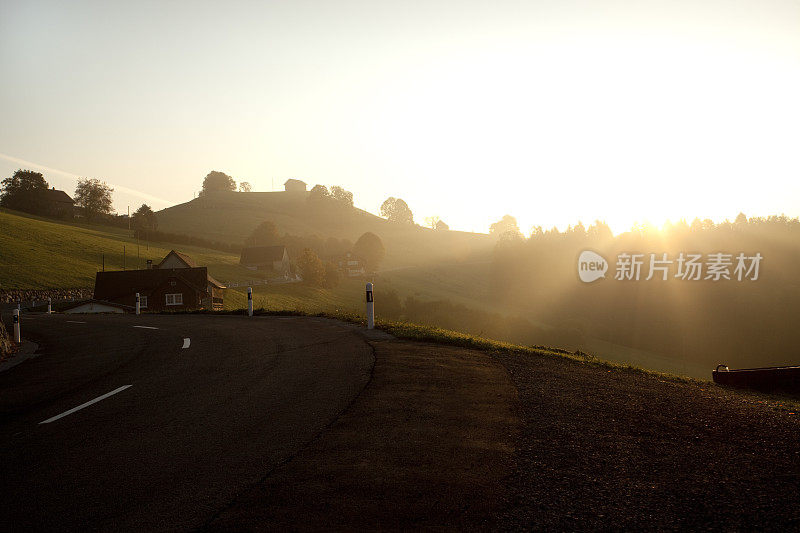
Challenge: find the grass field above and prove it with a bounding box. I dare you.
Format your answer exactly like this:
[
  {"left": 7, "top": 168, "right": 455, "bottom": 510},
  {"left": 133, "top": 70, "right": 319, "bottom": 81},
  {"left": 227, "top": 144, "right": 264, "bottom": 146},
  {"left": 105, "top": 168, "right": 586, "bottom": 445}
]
[
  {"left": 0, "top": 209, "right": 255, "bottom": 289},
  {"left": 0, "top": 209, "right": 381, "bottom": 314}
]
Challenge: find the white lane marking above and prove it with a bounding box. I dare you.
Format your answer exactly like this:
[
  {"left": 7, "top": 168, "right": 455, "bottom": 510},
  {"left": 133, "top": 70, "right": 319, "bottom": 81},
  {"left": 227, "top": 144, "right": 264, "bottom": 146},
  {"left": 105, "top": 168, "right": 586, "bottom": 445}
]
[
  {"left": 66, "top": 320, "right": 87, "bottom": 324},
  {"left": 39, "top": 385, "right": 132, "bottom": 424},
  {"left": 182, "top": 338, "right": 190, "bottom": 349},
  {"left": 132, "top": 325, "right": 159, "bottom": 330}
]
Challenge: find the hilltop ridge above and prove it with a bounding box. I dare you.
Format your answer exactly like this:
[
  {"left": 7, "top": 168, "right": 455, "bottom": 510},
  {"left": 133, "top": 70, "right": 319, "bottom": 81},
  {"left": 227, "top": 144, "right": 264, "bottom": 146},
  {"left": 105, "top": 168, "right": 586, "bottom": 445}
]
[{"left": 156, "top": 191, "right": 492, "bottom": 268}]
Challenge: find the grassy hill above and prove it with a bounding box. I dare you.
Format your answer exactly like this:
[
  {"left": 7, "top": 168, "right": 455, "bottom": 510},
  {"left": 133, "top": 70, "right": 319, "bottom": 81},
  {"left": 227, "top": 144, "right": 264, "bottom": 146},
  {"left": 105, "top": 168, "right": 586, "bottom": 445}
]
[
  {"left": 156, "top": 191, "right": 493, "bottom": 268},
  {"left": 0, "top": 209, "right": 252, "bottom": 289},
  {"left": 0, "top": 208, "right": 374, "bottom": 314}
]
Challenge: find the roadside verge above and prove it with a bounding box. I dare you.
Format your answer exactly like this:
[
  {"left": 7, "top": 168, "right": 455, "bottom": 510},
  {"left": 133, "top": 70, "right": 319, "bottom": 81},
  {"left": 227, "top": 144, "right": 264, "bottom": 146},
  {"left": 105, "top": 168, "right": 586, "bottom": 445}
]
[{"left": 207, "top": 338, "right": 521, "bottom": 530}]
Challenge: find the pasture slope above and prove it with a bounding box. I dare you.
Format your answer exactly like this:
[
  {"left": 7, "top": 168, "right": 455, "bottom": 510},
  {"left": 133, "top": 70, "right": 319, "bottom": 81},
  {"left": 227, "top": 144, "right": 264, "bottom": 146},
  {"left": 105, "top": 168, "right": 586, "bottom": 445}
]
[{"left": 155, "top": 190, "right": 493, "bottom": 269}]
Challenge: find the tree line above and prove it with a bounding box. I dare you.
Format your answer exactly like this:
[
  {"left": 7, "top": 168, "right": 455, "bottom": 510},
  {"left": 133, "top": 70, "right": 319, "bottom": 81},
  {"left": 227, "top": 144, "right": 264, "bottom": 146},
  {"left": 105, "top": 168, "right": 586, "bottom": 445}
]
[
  {"left": 489, "top": 213, "right": 800, "bottom": 374},
  {"left": 244, "top": 220, "right": 386, "bottom": 288}
]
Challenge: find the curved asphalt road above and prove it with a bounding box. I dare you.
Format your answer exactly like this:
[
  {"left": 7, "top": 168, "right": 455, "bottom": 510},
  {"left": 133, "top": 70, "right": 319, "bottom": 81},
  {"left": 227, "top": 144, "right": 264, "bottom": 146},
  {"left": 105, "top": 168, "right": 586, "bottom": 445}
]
[{"left": 0, "top": 313, "right": 374, "bottom": 531}]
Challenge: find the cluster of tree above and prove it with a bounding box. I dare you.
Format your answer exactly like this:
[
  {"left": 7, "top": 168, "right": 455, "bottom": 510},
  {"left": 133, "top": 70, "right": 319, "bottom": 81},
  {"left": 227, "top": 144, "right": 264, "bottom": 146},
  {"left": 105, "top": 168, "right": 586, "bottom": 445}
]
[
  {"left": 74, "top": 178, "right": 114, "bottom": 221},
  {"left": 0, "top": 170, "right": 115, "bottom": 222},
  {"left": 245, "top": 220, "right": 354, "bottom": 258},
  {"left": 200, "top": 171, "right": 237, "bottom": 195},
  {"left": 489, "top": 213, "right": 800, "bottom": 375},
  {"left": 352, "top": 232, "right": 385, "bottom": 272},
  {"left": 131, "top": 204, "right": 158, "bottom": 232},
  {"left": 0, "top": 170, "right": 50, "bottom": 213},
  {"left": 244, "top": 221, "right": 386, "bottom": 286},
  {"left": 380, "top": 197, "right": 414, "bottom": 224},
  {"left": 489, "top": 214, "right": 522, "bottom": 238},
  {"left": 295, "top": 231, "right": 385, "bottom": 287},
  {"left": 306, "top": 184, "right": 355, "bottom": 208},
  {"left": 296, "top": 248, "right": 341, "bottom": 289}
]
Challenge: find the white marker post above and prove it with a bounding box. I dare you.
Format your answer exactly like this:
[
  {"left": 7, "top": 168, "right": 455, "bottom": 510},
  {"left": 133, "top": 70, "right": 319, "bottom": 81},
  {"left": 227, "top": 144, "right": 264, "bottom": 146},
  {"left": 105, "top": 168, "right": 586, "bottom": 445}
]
[
  {"left": 247, "top": 287, "right": 253, "bottom": 317},
  {"left": 366, "top": 282, "right": 374, "bottom": 330},
  {"left": 135, "top": 292, "right": 141, "bottom": 315},
  {"left": 47, "top": 297, "right": 52, "bottom": 314},
  {"left": 12, "top": 308, "right": 21, "bottom": 343}
]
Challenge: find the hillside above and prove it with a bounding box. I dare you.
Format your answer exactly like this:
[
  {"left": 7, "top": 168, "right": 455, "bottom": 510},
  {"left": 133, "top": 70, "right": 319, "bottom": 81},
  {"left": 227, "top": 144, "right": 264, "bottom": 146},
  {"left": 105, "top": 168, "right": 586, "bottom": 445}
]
[
  {"left": 0, "top": 209, "right": 250, "bottom": 289},
  {"left": 156, "top": 191, "right": 492, "bottom": 268}
]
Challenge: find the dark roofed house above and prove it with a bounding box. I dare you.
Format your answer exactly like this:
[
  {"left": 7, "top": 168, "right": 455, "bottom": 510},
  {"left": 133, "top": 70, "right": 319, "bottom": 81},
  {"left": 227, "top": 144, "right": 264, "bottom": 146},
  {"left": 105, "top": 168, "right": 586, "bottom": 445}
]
[
  {"left": 94, "top": 267, "right": 224, "bottom": 312},
  {"left": 240, "top": 245, "right": 290, "bottom": 275},
  {"left": 284, "top": 179, "right": 307, "bottom": 193},
  {"left": 93, "top": 250, "right": 225, "bottom": 311},
  {"left": 157, "top": 250, "right": 198, "bottom": 269},
  {"left": 38, "top": 188, "right": 75, "bottom": 219}
]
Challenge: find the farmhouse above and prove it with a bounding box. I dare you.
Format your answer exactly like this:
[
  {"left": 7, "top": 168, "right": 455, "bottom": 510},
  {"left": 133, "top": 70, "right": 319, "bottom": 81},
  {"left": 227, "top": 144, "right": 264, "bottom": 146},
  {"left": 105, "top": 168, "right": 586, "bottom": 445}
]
[
  {"left": 93, "top": 250, "right": 225, "bottom": 311},
  {"left": 157, "top": 250, "right": 198, "bottom": 269},
  {"left": 337, "top": 252, "right": 366, "bottom": 277},
  {"left": 35, "top": 188, "right": 75, "bottom": 219},
  {"left": 240, "top": 245, "right": 291, "bottom": 275},
  {"left": 284, "top": 179, "right": 307, "bottom": 192}
]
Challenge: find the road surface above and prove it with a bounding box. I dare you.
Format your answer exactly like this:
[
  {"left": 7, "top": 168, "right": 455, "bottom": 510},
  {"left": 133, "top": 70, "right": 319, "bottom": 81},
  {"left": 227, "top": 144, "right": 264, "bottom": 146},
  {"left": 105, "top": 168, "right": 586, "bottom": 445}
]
[{"left": 0, "top": 313, "right": 373, "bottom": 530}]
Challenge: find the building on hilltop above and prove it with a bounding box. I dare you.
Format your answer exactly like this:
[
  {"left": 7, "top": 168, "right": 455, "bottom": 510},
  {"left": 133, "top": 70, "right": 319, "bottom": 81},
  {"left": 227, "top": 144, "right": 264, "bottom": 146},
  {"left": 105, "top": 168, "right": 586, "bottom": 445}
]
[{"left": 284, "top": 179, "right": 307, "bottom": 193}]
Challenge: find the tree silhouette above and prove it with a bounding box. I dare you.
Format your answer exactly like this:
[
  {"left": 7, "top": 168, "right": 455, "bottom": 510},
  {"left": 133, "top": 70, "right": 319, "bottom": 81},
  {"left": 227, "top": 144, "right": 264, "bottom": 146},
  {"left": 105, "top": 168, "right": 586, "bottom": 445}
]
[
  {"left": 489, "top": 214, "right": 521, "bottom": 238},
  {"left": 245, "top": 221, "right": 280, "bottom": 246},
  {"left": 74, "top": 178, "right": 114, "bottom": 221},
  {"left": 200, "top": 171, "right": 236, "bottom": 195},
  {"left": 330, "top": 186, "right": 354, "bottom": 208},
  {"left": 380, "top": 197, "right": 413, "bottom": 224},
  {"left": 308, "top": 184, "right": 330, "bottom": 202},
  {"left": 0, "top": 169, "right": 49, "bottom": 212},
  {"left": 297, "top": 248, "right": 325, "bottom": 287},
  {"left": 132, "top": 204, "right": 158, "bottom": 232},
  {"left": 353, "top": 232, "right": 385, "bottom": 272}
]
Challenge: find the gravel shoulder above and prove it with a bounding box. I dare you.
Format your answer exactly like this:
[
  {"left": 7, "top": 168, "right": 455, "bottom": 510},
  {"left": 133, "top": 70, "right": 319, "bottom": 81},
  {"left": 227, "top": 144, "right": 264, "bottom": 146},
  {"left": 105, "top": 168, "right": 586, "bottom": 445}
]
[
  {"left": 209, "top": 329, "right": 800, "bottom": 531},
  {"left": 207, "top": 339, "right": 521, "bottom": 530},
  {"left": 494, "top": 351, "right": 800, "bottom": 531}
]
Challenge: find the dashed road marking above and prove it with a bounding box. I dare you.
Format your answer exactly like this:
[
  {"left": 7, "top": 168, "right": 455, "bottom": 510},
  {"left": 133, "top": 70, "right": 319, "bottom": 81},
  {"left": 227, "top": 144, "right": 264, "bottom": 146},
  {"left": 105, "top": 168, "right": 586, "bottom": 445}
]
[
  {"left": 132, "top": 325, "right": 159, "bottom": 330},
  {"left": 182, "top": 338, "right": 191, "bottom": 349},
  {"left": 66, "top": 320, "right": 87, "bottom": 324},
  {"left": 39, "top": 385, "right": 132, "bottom": 424}
]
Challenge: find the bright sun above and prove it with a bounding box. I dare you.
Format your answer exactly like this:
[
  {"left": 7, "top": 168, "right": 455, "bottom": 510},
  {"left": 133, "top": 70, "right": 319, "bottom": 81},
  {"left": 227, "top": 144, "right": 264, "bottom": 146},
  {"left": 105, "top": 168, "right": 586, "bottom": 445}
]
[{"left": 344, "top": 29, "right": 800, "bottom": 234}]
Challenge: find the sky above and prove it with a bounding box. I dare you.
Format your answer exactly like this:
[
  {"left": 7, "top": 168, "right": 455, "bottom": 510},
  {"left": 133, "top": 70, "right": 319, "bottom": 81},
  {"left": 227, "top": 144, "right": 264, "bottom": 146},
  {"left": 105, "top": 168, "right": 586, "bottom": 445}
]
[{"left": 1, "top": 0, "right": 799, "bottom": 234}]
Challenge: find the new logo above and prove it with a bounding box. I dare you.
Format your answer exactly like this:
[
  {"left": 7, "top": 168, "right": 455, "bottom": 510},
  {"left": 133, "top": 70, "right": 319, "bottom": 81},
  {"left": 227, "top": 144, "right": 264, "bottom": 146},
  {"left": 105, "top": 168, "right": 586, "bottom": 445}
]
[{"left": 578, "top": 250, "right": 608, "bottom": 283}]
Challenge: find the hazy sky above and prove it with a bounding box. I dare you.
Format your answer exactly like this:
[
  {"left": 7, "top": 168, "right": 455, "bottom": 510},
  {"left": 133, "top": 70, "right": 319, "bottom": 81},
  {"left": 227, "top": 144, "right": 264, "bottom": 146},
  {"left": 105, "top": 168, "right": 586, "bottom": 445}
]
[{"left": 2, "top": 0, "right": 799, "bottom": 234}]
